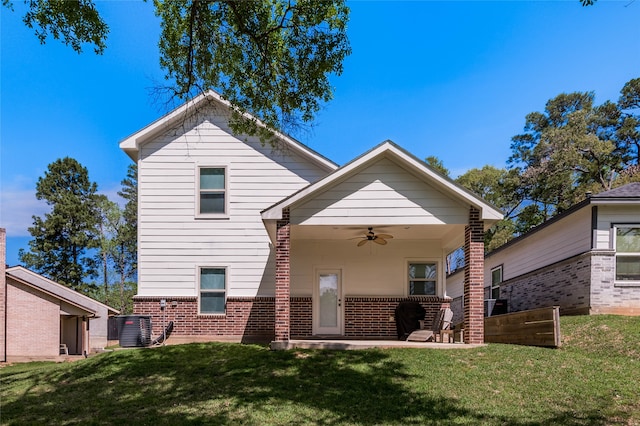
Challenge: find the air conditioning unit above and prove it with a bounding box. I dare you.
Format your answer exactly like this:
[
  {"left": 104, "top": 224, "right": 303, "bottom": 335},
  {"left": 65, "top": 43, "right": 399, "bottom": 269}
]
[
  {"left": 484, "top": 299, "right": 508, "bottom": 317},
  {"left": 484, "top": 299, "right": 496, "bottom": 317}
]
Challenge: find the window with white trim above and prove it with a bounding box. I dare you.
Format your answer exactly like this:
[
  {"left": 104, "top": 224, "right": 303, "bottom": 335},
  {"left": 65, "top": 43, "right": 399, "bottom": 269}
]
[
  {"left": 199, "top": 267, "right": 226, "bottom": 314},
  {"left": 408, "top": 262, "right": 437, "bottom": 295},
  {"left": 615, "top": 225, "right": 640, "bottom": 282},
  {"left": 491, "top": 266, "right": 503, "bottom": 299},
  {"left": 198, "top": 167, "right": 226, "bottom": 215}
]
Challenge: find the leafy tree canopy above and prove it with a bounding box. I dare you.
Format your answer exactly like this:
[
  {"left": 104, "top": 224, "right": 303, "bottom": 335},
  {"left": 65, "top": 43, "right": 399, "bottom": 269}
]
[{"left": 4, "top": 0, "right": 351, "bottom": 144}]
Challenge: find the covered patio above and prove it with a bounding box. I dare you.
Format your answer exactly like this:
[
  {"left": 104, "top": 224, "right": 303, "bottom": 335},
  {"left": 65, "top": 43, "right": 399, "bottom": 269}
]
[{"left": 262, "top": 142, "right": 502, "bottom": 345}]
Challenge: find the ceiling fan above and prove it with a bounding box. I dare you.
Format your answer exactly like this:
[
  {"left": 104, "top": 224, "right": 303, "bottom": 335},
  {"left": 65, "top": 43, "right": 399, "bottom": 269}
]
[{"left": 354, "top": 227, "right": 393, "bottom": 247}]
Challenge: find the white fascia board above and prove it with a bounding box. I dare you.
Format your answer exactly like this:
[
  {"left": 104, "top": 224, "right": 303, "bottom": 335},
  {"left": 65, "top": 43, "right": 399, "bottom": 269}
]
[{"left": 119, "top": 91, "right": 338, "bottom": 172}]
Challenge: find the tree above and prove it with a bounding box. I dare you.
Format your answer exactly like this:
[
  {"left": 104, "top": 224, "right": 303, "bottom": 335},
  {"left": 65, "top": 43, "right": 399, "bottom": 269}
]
[
  {"left": 425, "top": 156, "right": 449, "bottom": 176},
  {"left": 113, "top": 164, "right": 138, "bottom": 312},
  {"left": 456, "top": 166, "right": 523, "bottom": 251},
  {"left": 89, "top": 165, "right": 137, "bottom": 312},
  {"left": 508, "top": 91, "right": 624, "bottom": 219},
  {"left": 19, "top": 157, "right": 100, "bottom": 292},
  {"left": 5, "top": 0, "right": 351, "bottom": 143},
  {"left": 617, "top": 78, "right": 640, "bottom": 165}
]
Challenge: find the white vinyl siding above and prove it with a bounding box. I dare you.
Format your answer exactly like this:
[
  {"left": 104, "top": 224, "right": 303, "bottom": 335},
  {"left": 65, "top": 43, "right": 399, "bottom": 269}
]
[
  {"left": 290, "top": 240, "right": 446, "bottom": 298},
  {"left": 484, "top": 206, "right": 592, "bottom": 284},
  {"left": 136, "top": 112, "right": 328, "bottom": 297},
  {"left": 291, "top": 157, "right": 470, "bottom": 226},
  {"left": 594, "top": 205, "right": 640, "bottom": 250}
]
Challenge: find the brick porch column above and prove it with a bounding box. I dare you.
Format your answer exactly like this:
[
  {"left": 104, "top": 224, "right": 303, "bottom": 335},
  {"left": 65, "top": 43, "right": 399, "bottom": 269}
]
[
  {"left": 464, "top": 207, "right": 485, "bottom": 344},
  {"left": 275, "top": 208, "right": 291, "bottom": 341}
]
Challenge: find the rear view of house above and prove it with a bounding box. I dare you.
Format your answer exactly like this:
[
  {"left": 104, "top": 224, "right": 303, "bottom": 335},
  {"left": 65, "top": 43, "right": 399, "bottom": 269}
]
[{"left": 120, "top": 91, "right": 503, "bottom": 345}]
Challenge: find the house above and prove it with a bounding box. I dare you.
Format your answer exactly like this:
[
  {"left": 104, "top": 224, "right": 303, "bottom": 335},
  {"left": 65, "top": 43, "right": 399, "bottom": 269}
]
[
  {"left": 446, "top": 183, "right": 640, "bottom": 324},
  {"left": 0, "top": 228, "right": 119, "bottom": 362},
  {"left": 119, "top": 91, "right": 503, "bottom": 345}
]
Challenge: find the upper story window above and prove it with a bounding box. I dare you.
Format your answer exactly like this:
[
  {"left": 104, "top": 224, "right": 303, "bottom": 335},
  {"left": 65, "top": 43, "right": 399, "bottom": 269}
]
[
  {"left": 198, "top": 167, "right": 226, "bottom": 216},
  {"left": 408, "top": 262, "right": 437, "bottom": 296},
  {"left": 491, "top": 265, "right": 503, "bottom": 299},
  {"left": 615, "top": 225, "right": 640, "bottom": 282}
]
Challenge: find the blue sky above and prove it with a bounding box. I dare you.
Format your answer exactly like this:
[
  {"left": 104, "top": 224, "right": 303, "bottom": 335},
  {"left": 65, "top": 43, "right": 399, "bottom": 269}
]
[{"left": 1, "top": 1, "right": 639, "bottom": 266}]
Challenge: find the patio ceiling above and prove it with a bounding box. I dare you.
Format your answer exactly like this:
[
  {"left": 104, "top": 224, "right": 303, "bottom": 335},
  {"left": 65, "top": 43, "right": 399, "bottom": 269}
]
[{"left": 291, "top": 224, "right": 465, "bottom": 248}]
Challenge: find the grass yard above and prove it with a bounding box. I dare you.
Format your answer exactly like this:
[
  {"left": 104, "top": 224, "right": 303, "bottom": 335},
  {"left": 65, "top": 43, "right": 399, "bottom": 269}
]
[{"left": 1, "top": 315, "right": 639, "bottom": 425}]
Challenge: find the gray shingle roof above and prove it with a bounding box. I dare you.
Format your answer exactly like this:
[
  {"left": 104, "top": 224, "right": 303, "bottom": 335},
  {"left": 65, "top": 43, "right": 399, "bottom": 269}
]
[{"left": 592, "top": 182, "right": 640, "bottom": 199}]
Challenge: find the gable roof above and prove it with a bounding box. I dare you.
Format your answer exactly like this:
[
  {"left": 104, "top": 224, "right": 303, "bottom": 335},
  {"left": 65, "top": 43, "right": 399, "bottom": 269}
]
[
  {"left": 6, "top": 266, "right": 119, "bottom": 317},
  {"left": 119, "top": 90, "right": 338, "bottom": 172},
  {"left": 262, "top": 140, "right": 504, "bottom": 222}
]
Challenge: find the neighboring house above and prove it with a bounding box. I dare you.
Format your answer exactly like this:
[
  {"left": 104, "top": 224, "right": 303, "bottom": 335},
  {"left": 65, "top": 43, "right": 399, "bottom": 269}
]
[
  {"left": 0, "top": 229, "right": 119, "bottom": 362},
  {"left": 119, "top": 91, "right": 503, "bottom": 345},
  {"left": 447, "top": 183, "right": 640, "bottom": 324}
]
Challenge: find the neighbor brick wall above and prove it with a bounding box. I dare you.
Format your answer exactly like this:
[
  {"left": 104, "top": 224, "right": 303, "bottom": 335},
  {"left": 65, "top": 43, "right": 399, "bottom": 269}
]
[
  {"left": 6, "top": 278, "right": 60, "bottom": 358},
  {"left": 590, "top": 250, "right": 640, "bottom": 315},
  {"left": 498, "top": 252, "right": 592, "bottom": 315}
]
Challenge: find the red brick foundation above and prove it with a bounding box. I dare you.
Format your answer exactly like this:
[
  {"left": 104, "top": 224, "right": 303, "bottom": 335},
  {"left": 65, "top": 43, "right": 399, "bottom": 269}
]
[{"left": 134, "top": 296, "right": 450, "bottom": 341}]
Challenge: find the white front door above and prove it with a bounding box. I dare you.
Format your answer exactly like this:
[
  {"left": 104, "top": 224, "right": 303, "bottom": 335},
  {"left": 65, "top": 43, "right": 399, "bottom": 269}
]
[{"left": 314, "top": 269, "right": 342, "bottom": 335}]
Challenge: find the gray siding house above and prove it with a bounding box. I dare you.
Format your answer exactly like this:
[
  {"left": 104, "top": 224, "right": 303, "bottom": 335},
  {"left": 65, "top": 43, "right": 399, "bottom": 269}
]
[{"left": 447, "top": 183, "right": 640, "bottom": 323}]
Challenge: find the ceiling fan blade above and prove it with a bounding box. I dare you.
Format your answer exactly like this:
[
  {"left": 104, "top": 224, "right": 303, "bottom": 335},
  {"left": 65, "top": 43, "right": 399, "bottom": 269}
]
[
  {"left": 373, "top": 237, "right": 387, "bottom": 245},
  {"left": 357, "top": 239, "right": 369, "bottom": 247},
  {"left": 377, "top": 234, "right": 393, "bottom": 239}
]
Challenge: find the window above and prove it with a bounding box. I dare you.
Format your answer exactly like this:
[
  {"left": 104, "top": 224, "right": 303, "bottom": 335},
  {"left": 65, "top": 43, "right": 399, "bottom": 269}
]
[
  {"left": 408, "top": 262, "right": 437, "bottom": 295},
  {"left": 199, "top": 268, "right": 226, "bottom": 314},
  {"left": 491, "top": 266, "right": 503, "bottom": 299},
  {"left": 615, "top": 226, "right": 640, "bottom": 282},
  {"left": 198, "top": 167, "right": 226, "bottom": 215}
]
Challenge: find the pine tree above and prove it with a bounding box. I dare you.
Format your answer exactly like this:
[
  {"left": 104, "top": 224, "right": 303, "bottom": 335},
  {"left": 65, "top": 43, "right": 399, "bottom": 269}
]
[{"left": 19, "top": 157, "right": 100, "bottom": 292}]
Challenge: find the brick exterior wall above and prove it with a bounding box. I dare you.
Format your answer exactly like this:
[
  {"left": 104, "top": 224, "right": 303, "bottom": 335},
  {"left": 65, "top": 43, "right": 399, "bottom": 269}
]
[
  {"left": 497, "top": 252, "right": 592, "bottom": 315},
  {"left": 6, "top": 278, "right": 60, "bottom": 358},
  {"left": 1, "top": 228, "right": 6, "bottom": 362},
  {"left": 134, "top": 296, "right": 277, "bottom": 342},
  {"left": 590, "top": 250, "right": 640, "bottom": 315},
  {"left": 134, "top": 296, "right": 450, "bottom": 341},
  {"left": 275, "top": 208, "right": 291, "bottom": 341},
  {"left": 344, "top": 297, "right": 450, "bottom": 337},
  {"left": 464, "top": 207, "right": 485, "bottom": 344}
]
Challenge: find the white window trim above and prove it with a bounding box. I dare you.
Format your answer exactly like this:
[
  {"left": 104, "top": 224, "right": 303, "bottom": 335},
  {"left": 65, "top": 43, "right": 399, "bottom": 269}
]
[
  {"left": 195, "top": 164, "right": 229, "bottom": 219},
  {"left": 613, "top": 224, "right": 640, "bottom": 286},
  {"left": 490, "top": 265, "right": 503, "bottom": 299},
  {"left": 406, "top": 259, "right": 441, "bottom": 297},
  {"left": 197, "top": 265, "right": 228, "bottom": 316}
]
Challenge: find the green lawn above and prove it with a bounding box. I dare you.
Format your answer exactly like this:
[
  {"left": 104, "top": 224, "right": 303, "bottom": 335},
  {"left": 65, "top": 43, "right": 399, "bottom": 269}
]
[{"left": 1, "top": 315, "right": 639, "bottom": 425}]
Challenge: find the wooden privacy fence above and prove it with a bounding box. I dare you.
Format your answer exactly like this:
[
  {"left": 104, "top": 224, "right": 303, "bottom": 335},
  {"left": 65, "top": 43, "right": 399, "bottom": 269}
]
[{"left": 484, "top": 306, "right": 561, "bottom": 348}]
